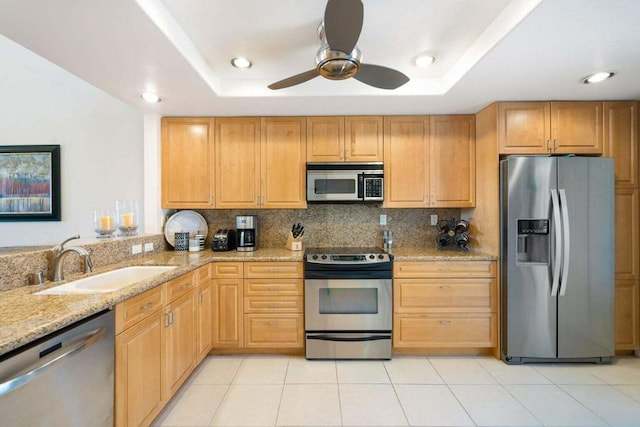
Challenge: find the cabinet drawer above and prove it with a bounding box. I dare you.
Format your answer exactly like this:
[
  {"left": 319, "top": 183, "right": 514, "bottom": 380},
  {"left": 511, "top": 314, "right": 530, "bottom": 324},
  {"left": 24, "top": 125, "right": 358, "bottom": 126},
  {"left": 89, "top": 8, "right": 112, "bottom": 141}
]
[
  {"left": 195, "top": 264, "right": 212, "bottom": 283},
  {"left": 115, "top": 285, "right": 164, "bottom": 334},
  {"left": 244, "top": 296, "right": 303, "bottom": 313},
  {"left": 244, "top": 278, "right": 303, "bottom": 296},
  {"left": 394, "top": 278, "right": 497, "bottom": 313},
  {"left": 244, "top": 314, "right": 304, "bottom": 348},
  {"left": 244, "top": 262, "right": 303, "bottom": 278},
  {"left": 394, "top": 261, "right": 496, "bottom": 278},
  {"left": 211, "top": 262, "right": 243, "bottom": 279},
  {"left": 164, "top": 271, "right": 195, "bottom": 303},
  {"left": 394, "top": 314, "right": 497, "bottom": 348}
]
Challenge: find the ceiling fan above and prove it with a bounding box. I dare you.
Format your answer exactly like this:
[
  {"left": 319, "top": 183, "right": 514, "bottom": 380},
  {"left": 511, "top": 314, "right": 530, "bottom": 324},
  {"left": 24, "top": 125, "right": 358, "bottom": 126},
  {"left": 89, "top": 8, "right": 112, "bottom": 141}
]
[{"left": 268, "top": 0, "right": 410, "bottom": 91}]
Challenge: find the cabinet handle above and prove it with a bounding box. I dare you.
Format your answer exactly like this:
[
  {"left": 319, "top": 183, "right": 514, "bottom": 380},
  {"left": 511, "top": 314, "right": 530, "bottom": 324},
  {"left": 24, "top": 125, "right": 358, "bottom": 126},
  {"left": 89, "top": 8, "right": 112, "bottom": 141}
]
[
  {"left": 554, "top": 139, "right": 558, "bottom": 150},
  {"left": 180, "top": 283, "right": 190, "bottom": 290},
  {"left": 547, "top": 139, "right": 552, "bottom": 153},
  {"left": 164, "top": 312, "right": 171, "bottom": 328},
  {"left": 169, "top": 311, "right": 174, "bottom": 326},
  {"left": 268, "top": 321, "right": 279, "bottom": 327},
  {"left": 439, "top": 286, "right": 450, "bottom": 291},
  {"left": 199, "top": 292, "right": 203, "bottom": 303},
  {"left": 268, "top": 286, "right": 277, "bottom": 291},
  {"left": 210, "top": 195, "right": 215, "bottom": 205},
  {"left": 439, "top": 320, "right": 452, "bottom": 326},
  {"left": 139, "top": 302, "right": 153, "bottom": 311}
]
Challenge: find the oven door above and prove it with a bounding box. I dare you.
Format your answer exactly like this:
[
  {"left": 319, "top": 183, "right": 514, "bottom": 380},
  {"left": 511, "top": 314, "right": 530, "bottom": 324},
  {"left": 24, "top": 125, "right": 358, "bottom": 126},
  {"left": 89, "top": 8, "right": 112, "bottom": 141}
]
[
  {"left": 305, "top": 279, "right": 392, "bottom": 331},
  {"left": 306, "top": 171, "right": 361, "bottom": 202}
]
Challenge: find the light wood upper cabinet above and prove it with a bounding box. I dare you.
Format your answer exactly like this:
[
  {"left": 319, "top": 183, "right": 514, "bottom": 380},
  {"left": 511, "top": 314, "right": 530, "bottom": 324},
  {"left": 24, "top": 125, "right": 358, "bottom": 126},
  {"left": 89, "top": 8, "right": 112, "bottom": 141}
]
[
  {"left": 261, "top": 117, "right": 307, "bottom": 208},
  {"left": 161, "top": 117, "right": 215, "bottom": 208},
  {"left": 498, "top": 102, "right": 603, "bottom": 155},
  {"left": 384, "top": 115, "right": 475, "bottom": 208},
  {"left": 215, "top": 118, "right": 261, "bottom": 208},
  {"left": 307, "top": 116, "right": 383, "bottom": 162},
  {"left": 307, "top": 117, "right": 344, "bottom": 162},
  {"left": 429, "top": 115, "right": 476, "bottom": 207},
  {"left": 383, "top": 116, "right": 430, "bottom": 207},
  {"left": 498, "top": 102, "right": 550, "bottom": 154},
  {"left": 603, "top": 102, "right": 637, "bottom": 187}
]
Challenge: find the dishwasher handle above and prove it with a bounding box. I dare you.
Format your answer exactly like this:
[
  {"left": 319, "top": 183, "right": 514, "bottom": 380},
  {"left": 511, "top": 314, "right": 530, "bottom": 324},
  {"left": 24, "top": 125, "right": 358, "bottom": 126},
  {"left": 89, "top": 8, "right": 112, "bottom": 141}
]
[{"left": 0, "top": 327, "right": 106, "bottom": 397}]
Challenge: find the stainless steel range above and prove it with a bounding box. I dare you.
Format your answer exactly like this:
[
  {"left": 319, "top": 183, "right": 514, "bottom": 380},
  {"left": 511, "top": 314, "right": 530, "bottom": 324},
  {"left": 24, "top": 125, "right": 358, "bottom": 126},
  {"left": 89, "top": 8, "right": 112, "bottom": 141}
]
[{"left": 304, "top": 247, "right": 393, "bottom": 360}]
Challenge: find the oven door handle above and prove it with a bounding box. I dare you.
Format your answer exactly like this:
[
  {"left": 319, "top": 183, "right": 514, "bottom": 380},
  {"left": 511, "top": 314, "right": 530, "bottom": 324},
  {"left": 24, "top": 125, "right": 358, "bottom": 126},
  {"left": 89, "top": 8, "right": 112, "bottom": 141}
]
[{"left": 306, "top": 334, "right": 391, "bottom": 342}]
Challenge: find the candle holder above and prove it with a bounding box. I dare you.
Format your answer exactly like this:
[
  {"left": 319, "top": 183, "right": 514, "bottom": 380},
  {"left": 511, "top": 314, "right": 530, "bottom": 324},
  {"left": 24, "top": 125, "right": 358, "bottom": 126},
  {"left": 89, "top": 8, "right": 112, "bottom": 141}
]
[
  {"left": 116, "top": 200, "right": 139, "bottom": 236},
  {"left": 93, "top": 208, "right": 116, "bottom": 238}
]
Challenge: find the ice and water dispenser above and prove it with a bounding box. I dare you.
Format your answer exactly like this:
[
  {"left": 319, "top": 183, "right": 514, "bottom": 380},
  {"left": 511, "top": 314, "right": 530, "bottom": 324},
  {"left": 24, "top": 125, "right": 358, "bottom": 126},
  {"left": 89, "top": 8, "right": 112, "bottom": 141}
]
[{"left": 516, "top": 219, "right": 549, "bottom": 264}]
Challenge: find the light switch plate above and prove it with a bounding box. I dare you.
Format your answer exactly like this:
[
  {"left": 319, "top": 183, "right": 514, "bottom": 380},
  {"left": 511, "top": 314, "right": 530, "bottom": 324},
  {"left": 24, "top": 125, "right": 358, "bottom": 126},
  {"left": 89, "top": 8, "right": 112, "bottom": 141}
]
[
  {"left": 132, "top": 244, "right": 143, "bottom": 255},
  {"left": 430, "top": 214, "right": 438, "bottom": 226},
  {"left": 144, "top": 242, "right": 154, "bottom": 252},
  {"left": 379, "top": 214, "right": 387, "bottom": 226}
]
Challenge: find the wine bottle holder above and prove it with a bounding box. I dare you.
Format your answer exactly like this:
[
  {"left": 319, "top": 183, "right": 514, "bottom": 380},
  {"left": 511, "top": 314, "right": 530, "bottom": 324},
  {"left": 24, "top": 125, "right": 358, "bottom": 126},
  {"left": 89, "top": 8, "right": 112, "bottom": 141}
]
[{"left": 435, "top": 217, "right": 471, "bottom": 251}]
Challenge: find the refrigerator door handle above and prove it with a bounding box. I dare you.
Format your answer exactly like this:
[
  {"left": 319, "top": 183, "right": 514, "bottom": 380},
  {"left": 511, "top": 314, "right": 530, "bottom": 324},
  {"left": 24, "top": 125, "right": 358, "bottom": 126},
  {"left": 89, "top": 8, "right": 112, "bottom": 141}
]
[
  {"left": 550, "top": 189, "right": 562, "bottom": 297},
  {"left": 559, "top": 189, "right": 571, "bottom": 296}
]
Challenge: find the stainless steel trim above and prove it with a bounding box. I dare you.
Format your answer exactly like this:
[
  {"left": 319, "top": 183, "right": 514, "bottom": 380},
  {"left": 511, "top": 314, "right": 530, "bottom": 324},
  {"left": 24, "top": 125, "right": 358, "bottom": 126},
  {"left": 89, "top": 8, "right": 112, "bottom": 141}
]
[
  {"left": 305, "top": 332, "right": 391, "bottom": 359},
  {"left": 559, "top": 188, "right": 570, "bottom": 296},
  {"left": 0, "top": 327, "right": 105, "bottom": 397},
  {"left": 551, "top": 189, "right": 562, "bottom": 297}
]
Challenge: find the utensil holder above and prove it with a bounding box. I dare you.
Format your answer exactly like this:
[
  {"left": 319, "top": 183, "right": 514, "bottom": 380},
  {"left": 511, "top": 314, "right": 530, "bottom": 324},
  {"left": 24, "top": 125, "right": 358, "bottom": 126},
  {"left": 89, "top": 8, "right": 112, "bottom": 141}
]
[{"left": 286, "top": 231, "right": 303, "bottom": 251}]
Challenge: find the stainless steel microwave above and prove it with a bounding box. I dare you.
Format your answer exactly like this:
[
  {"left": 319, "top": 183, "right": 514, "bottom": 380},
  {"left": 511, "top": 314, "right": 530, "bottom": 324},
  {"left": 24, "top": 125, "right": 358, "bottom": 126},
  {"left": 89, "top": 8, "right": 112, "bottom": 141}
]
[{"left": 306, "top": 162, "right": 384, "bottom": 203}]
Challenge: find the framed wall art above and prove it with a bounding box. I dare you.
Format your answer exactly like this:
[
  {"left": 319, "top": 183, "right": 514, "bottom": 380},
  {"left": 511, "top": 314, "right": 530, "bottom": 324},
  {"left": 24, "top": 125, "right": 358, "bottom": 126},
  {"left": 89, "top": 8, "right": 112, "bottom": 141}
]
[{"left": 0, "top": 145, "right": 61, "bottom": 221}]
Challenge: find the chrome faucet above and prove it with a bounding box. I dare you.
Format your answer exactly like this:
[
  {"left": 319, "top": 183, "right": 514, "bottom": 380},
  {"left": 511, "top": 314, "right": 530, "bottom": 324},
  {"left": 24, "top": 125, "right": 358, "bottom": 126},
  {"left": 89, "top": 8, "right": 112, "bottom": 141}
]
[{"left": 51, "top": 235, "right": 93, "bottom": 281}]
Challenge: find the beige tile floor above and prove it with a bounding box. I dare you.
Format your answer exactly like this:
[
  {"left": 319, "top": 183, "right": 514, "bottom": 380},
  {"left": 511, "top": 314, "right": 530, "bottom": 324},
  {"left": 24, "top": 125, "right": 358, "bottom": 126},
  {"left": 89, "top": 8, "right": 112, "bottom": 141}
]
[{"left": 153, "top": 355, "right": 640, "bottom": 427}]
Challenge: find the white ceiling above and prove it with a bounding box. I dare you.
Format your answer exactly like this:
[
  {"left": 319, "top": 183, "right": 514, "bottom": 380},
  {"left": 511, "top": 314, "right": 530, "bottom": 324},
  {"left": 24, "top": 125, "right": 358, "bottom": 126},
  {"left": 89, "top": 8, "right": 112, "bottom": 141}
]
[{"left": 0, "top": 0, "right": 639, "bottom": 116}]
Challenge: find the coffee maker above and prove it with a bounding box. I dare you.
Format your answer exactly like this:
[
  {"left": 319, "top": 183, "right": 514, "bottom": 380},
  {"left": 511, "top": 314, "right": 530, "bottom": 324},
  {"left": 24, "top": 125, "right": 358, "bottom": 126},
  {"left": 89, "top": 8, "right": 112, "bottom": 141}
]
[{"left": 236, "top": 215, "right": 257, "bottom": 252}]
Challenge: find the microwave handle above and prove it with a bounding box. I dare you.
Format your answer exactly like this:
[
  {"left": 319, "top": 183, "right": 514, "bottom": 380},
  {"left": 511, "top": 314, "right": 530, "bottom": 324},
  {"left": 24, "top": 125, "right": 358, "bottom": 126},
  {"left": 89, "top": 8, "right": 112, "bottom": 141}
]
[{"left": 357, "top": 173, "right": 364, "bottom": 199}]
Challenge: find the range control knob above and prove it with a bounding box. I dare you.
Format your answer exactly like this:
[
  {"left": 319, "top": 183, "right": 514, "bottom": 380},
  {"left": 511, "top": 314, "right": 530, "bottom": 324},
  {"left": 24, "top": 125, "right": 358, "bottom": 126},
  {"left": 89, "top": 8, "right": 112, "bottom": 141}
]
[
  {"left": 369, "top": 254, "right": 375, "bottom": 259},
  {"left": 378, "top": 254, "right": 385, "bottom": 259},
  {"left": 311, "top": 255, "right": 318, "bottom": 260},
  {"left": 321, "top": 255, "right": 327, "bottom": 260}
]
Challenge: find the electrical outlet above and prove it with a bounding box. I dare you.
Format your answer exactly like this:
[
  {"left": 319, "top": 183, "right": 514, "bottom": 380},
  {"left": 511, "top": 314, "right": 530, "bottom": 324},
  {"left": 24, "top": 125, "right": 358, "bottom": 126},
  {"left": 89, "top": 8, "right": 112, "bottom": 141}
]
[
  {"left": 131, "top": 244, "right": 143, "bottom": 255},
  {"left": 144, "top": 242, "right": 154, "bottom": 253},
  {"left": 379, "top": 214, "right": 387, "bottom": 226},
  {"left": 430, "top": 214, "right": 438, "bottom": 226}
]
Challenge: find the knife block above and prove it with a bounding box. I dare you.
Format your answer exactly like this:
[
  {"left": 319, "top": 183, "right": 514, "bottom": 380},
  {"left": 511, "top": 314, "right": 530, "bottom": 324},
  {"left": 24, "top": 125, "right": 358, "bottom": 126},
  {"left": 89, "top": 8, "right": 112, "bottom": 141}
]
[{"left": 286, "top": 231, "right": 303, "bottom": 251}]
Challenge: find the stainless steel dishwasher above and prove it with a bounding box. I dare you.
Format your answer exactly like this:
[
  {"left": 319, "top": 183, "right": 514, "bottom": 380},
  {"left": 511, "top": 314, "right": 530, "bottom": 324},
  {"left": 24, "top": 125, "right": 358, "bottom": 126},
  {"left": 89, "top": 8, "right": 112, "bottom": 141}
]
[{"left": 0, "top": 310, "right": 115, "bottom": 426}]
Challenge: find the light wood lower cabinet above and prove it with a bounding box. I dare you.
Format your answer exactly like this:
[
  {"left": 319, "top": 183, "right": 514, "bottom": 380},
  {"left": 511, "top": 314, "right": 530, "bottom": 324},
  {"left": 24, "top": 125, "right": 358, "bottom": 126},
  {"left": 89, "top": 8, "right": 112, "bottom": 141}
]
[
  {"left": 115, "top": 271, "right": 199, "bottom": 427},
  {"left": 211, "top": 262, "right": 304, "bottom": 351},
  {"left": 393, "top": 260, "right": 498, "bottom": 350},
  {"left": 196, "top": 277, "right": 212, "bottom": 364},
  {"left": 115, "top": 309, "right": 164, "bottom": 427},
  {"left": 616, "top": 280, "right": 639, "bottom": 349}
]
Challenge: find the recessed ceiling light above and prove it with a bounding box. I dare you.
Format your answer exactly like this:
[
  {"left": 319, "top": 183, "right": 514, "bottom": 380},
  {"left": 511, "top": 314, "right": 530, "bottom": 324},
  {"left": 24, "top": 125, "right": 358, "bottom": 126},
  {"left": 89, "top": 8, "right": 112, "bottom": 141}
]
[
  {"left": 140, "top": 92, "right": 161, "bottom": 103},
  {"left": 412, "top": 53, "right": 436, "bottom": 68},
  {"left": 582, "top": 71, "right": 615, "bottom": 84},
  {"left": 231, "top": 57, "right": 252, "bottom": 69}
]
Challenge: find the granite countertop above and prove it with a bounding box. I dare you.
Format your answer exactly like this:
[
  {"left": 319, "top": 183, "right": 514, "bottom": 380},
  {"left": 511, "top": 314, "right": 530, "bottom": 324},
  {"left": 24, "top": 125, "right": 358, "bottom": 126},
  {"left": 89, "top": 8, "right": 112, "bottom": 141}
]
[{"left": 0, "top": 247, "right": 494, "bottom": 356}]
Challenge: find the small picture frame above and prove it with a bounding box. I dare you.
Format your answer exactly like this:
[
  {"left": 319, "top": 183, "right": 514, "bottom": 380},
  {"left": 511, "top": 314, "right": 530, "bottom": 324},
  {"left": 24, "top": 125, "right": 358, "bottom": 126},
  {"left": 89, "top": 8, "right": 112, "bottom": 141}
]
[{"left": 0, "top": 145, "right": 61, "bottom": 221}]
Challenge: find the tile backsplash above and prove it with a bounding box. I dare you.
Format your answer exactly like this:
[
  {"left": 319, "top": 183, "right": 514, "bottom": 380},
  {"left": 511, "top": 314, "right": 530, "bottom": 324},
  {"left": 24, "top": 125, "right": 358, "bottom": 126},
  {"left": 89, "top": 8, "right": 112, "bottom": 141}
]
[{"left": 198, "top": 205, "right": 461, "bottom": 250}]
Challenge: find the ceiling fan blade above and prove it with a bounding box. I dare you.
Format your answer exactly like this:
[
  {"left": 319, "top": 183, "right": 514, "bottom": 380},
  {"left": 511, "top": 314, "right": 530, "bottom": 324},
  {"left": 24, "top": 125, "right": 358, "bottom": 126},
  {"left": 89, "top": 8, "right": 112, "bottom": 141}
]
[
  {"left": 324, "top": 0, "right": 363, "bottom": 54},
  {"left": 354, "top": 64, "right": 410, "bottom": 90},
  {"left": 268, "top": 69, "right": 320, "bottom": 90}
]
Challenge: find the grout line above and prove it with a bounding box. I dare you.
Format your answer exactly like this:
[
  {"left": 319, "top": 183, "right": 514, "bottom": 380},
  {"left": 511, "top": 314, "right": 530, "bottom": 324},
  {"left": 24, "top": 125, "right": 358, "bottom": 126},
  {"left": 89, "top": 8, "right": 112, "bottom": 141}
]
[{"left": 383, "top": 359, "right": 411, "bottom": 427}]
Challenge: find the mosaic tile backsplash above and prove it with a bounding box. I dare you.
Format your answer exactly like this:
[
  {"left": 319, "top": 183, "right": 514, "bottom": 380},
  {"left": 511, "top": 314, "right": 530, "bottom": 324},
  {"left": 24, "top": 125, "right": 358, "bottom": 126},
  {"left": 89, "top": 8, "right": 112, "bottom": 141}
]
[{"left": 198, "top": 205, "right": 461, "bottom": 250}]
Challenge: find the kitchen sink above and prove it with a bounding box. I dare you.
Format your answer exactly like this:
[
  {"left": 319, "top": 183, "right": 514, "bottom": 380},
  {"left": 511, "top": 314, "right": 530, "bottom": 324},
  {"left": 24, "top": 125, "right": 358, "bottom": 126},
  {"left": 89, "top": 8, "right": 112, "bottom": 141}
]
[{"left": 35, "top": 265, "right": 177, "bottom": 295}]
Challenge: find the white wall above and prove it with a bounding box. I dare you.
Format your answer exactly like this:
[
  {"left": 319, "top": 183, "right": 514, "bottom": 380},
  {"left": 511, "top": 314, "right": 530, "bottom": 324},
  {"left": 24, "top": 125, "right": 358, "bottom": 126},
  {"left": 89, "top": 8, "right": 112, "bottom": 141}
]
[{"left": 0, "top": 35, "right": 144, "bottom": 246}]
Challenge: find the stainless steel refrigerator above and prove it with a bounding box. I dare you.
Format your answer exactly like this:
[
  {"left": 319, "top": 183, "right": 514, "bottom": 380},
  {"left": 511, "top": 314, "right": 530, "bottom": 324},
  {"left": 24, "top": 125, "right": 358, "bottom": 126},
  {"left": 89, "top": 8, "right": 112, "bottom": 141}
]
[{"left": 500, "top": 156, "right": 614, "bottom": 364}]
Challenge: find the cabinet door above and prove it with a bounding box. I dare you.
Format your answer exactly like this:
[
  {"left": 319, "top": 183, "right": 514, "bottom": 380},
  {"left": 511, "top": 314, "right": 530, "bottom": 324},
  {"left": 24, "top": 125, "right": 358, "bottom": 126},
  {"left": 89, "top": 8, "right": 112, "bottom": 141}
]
[
  {"left": 551, "top": 102, "right": 603, "bottom": 154},
  {"left": 163, "top": 291, "right": 197, "bottom": 399},
  {"left": 383, "top": 116, "right": 430, "bottom": 207},
  {"left": 261, "top": 117, "right": 307, "bottom": 208},
  {"left": 115, "top": 310, "right": 163, "bottom": 427},
  {"left": 161, "top": 118, "right": 215, "bottom": 208},
  {"left": 212, "top": 279, "right": 243, "bottom": 348},
  {"left": 215, "top": 118, "right": 261, "bottom": 208},
  {"left": 307, "top": 116, "right": 344, "bottom": 162},
  {"left": 615, "top": 280, "right": 639, "bottom": 350},
  {"left": 615, "top": 188, "right": 639, "bottom": 280},
  {"left": 345, "top": 116, "right": 384, "bottom": 161},
  {"left": 497, "top": 102, "right": 550, "bottom": 154},
  {"left": 429, "top": 115, "right": 476, "bottom": 207},
  {"left": 604, "top": 102, "right": 638, "bottom": 188},
  {"left": 196, "top": 281, "right": 212, "bottom": 364}
]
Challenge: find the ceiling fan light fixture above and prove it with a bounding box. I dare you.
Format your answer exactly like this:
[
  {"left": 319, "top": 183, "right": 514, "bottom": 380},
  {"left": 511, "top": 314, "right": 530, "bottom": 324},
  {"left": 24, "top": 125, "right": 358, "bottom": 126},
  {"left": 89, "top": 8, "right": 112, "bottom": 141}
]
[
  {"left": 316, "top": 47, "right": 362, "bottom": 80},
  {"left": 140, "top": 92, "right": 161, "bottom": 103},
  {"left": 231, "top": 57, "right": 252, "bottom": 69},
  {"left": 582, "top": 71, "right": 615, "bottom": 84},
  {"left": 412, "top": 53, "right": 436, "bottom": 67}
]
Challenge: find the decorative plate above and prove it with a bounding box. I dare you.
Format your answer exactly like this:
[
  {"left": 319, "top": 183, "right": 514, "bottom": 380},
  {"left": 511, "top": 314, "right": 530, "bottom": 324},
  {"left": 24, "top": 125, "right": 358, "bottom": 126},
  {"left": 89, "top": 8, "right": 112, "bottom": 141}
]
[{"left": 164, "top": 210, "right": 208, "bottom": 247}]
